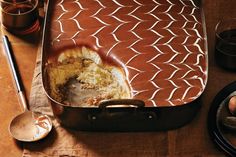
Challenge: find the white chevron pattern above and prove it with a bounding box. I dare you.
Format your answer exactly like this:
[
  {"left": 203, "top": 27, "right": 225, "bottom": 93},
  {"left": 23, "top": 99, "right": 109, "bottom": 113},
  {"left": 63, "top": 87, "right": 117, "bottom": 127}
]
[{"left": 48, "top": 0, "right": 207, "bottom": 107}]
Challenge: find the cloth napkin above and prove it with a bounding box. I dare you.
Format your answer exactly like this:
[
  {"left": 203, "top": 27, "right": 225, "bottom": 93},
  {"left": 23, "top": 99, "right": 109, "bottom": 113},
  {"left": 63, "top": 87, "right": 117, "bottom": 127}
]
[{"left": 22, "top": 45, "right": 168, "bottom": 157}]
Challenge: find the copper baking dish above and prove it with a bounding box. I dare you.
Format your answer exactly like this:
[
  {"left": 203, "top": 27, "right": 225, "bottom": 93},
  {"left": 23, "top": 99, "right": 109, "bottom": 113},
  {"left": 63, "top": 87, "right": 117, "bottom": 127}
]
[{"left": 41, "top": 0, "right": 208, "bottom": 131}]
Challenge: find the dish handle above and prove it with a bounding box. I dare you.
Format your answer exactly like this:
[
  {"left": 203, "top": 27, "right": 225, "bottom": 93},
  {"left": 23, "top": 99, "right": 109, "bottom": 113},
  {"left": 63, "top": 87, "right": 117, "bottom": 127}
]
[
  {"left": 98, "top": 99, "right": 145, "bottom": 109},
  {"left": 88, "top": 99, "right": 157, "bottom": 123}
]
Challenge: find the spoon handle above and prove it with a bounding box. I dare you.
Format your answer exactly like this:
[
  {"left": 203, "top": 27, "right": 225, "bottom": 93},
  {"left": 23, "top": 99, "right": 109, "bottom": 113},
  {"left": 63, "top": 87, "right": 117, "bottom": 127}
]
[{"left": 2, "top": 35, "right": 28, "bottom": 111}]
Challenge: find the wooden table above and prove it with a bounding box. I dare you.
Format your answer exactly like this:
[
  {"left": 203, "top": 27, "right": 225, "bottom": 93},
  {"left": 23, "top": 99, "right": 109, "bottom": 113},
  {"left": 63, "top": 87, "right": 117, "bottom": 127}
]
[{"left": 1, "top": 0, "right": 236, "bottom": 156}]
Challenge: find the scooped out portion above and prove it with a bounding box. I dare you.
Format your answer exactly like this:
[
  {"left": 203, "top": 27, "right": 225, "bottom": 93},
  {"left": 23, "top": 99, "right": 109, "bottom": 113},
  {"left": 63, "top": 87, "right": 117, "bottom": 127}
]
[{"left": 45, "top": 46, "right": 131, "bottom": 107}]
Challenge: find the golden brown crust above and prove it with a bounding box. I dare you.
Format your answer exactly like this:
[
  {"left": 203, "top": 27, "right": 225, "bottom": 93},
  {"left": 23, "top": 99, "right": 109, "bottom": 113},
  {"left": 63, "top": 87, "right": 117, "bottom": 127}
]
[{"left": 46, "top": 47, "right": 131, "bottom": 107}]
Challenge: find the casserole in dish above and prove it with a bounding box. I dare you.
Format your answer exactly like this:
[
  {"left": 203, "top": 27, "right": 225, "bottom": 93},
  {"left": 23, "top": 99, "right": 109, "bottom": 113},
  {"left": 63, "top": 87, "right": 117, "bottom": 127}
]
[{"left": 42, "top": 0, "right": 207, "bottom": 131}]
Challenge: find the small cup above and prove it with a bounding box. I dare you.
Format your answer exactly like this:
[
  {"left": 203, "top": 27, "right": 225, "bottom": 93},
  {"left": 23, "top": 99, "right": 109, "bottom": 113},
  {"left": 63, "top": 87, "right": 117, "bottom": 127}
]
[
  {"left": 215, "top": 18, "right": 236, "bottom": 70},
  {"left": 1, "top": 0, "right": 39, "bottom": 35}
]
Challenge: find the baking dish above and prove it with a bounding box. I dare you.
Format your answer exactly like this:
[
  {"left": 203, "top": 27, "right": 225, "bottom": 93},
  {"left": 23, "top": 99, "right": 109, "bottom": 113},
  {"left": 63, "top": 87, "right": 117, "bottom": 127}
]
[{"left": 41, "top": 0, "right": 208, "bottom": 131}]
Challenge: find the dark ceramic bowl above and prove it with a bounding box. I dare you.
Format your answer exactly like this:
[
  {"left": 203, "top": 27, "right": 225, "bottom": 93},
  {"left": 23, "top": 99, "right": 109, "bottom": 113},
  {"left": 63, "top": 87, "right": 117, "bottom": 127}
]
[{"left": 208, "top": 81, "right": 236, "bottom": 156}]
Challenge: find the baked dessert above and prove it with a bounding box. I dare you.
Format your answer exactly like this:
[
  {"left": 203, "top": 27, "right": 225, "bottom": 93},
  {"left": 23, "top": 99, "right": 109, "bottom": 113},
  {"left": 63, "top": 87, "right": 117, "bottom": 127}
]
[
  {"left": 47, "top": 0, "right": 208, "bottom": 107},
  {"left": 46, "top": 46, "right": 131, "bottom": 106}
]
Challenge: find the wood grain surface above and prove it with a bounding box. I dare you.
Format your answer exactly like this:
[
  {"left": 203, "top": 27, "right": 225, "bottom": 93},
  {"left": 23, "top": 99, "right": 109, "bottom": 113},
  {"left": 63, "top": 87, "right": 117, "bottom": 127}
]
[{"left": 1, "top": 0, "right": 236, "bottom": 156}]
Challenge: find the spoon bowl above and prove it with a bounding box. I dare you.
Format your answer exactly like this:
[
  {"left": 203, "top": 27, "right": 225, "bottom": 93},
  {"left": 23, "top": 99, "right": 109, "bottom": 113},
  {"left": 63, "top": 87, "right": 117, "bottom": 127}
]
[{"left": 9, "top": 111, "right": 52, "bottom": 142}]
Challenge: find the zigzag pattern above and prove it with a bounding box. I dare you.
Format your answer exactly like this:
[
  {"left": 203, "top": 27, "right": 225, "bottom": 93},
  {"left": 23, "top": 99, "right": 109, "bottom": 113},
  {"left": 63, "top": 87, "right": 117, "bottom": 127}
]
[{"left": 48, "top": 0, "right": 207, "bottom": 107}]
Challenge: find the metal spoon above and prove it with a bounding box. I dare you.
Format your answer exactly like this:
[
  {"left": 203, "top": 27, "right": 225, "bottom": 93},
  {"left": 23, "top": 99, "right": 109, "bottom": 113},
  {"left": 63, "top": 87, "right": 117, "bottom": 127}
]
[{"left": 3, "top": 35, "right": 52, "bottom": 142}]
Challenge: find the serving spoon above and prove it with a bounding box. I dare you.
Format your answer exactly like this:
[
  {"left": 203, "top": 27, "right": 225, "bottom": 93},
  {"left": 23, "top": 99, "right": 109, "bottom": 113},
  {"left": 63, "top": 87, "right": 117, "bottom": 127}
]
[{"left": 3, "top": 35, "right": 52, "bottom": 142}]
